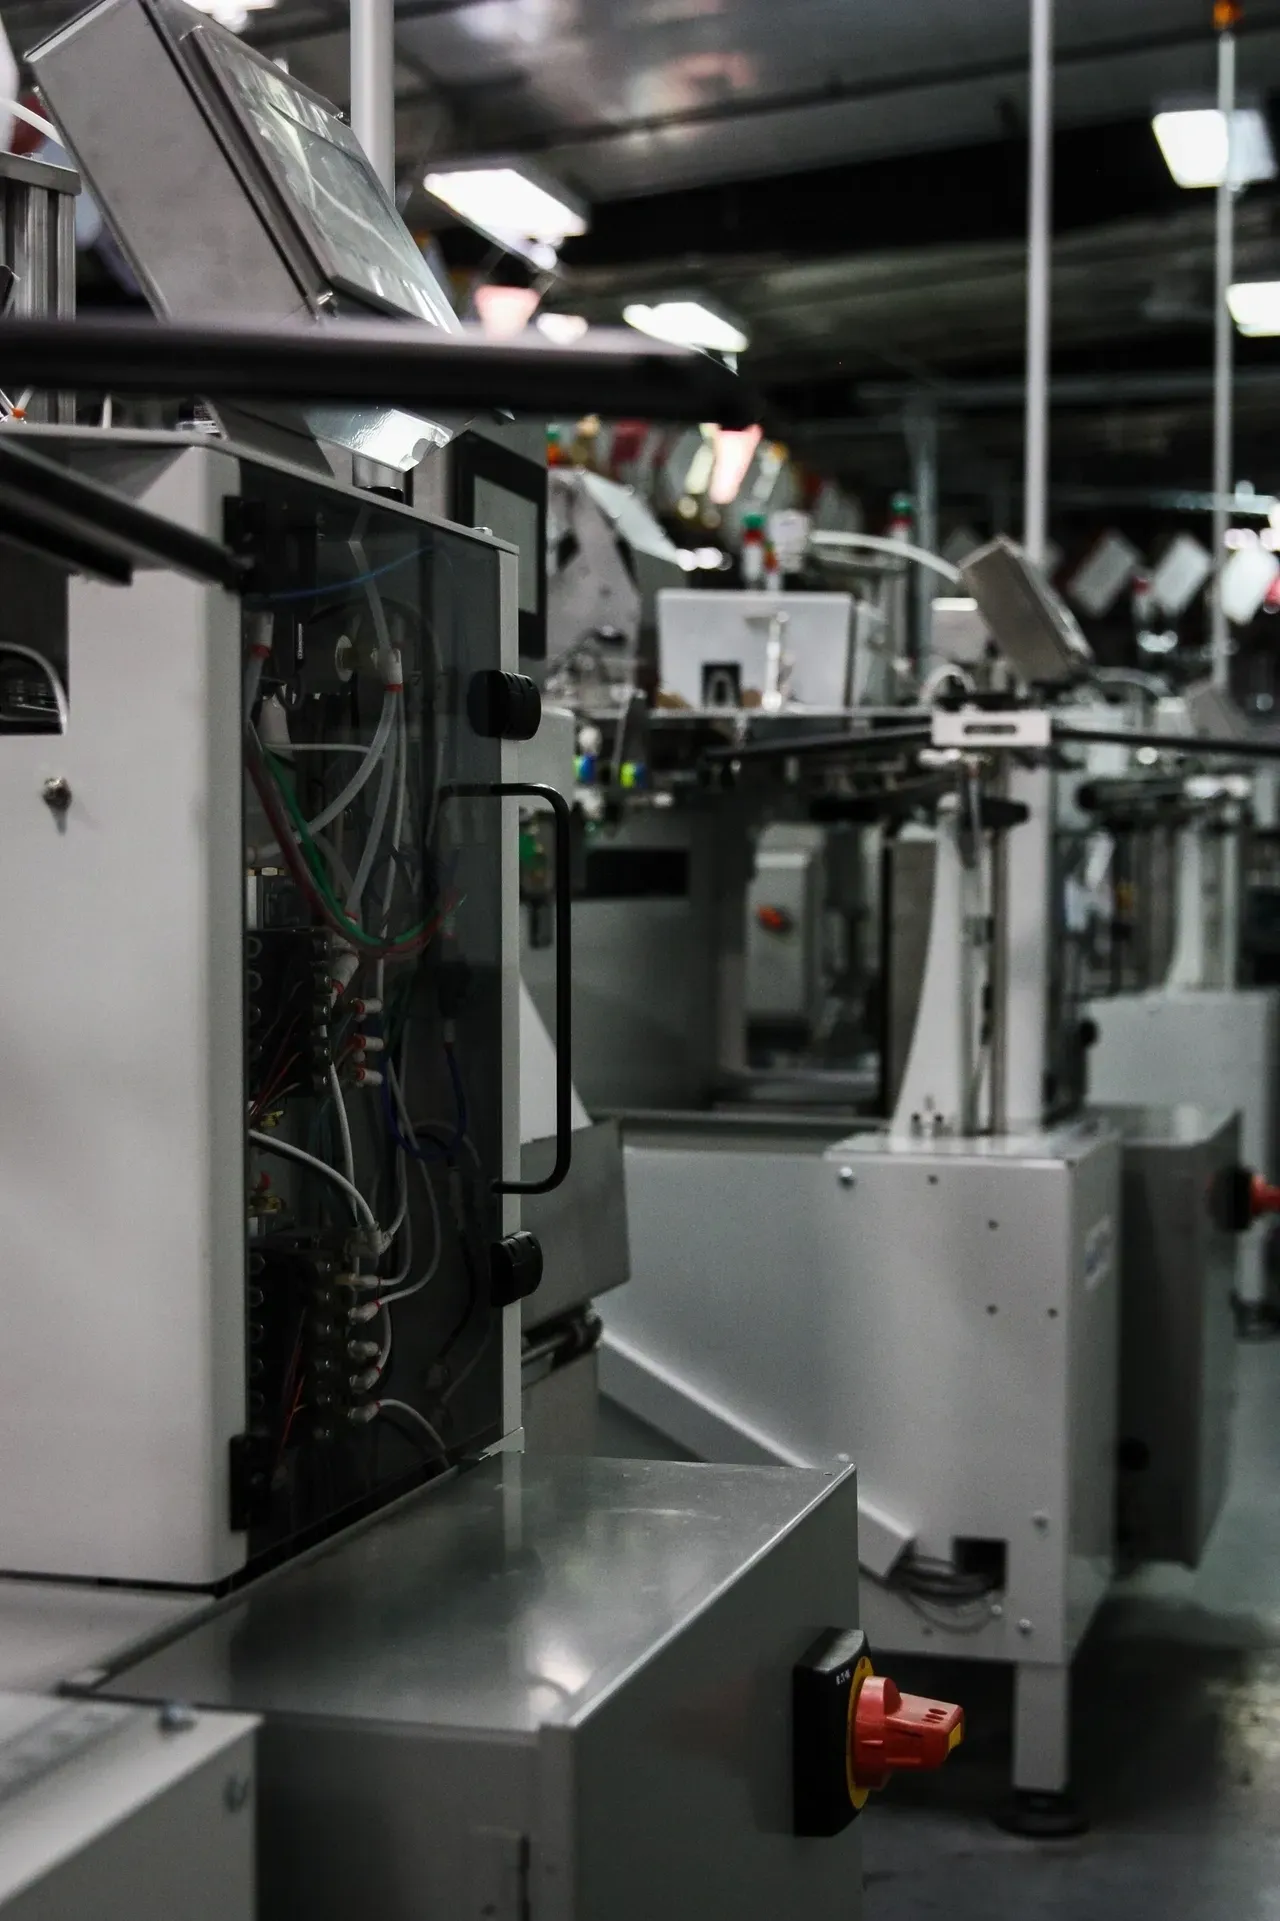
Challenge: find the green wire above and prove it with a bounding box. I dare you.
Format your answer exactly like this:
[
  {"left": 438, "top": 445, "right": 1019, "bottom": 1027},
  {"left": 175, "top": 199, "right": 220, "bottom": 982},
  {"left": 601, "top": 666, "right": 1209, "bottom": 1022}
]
[{"left": 264, "top": 750, "right": 432, "bottom": 951}]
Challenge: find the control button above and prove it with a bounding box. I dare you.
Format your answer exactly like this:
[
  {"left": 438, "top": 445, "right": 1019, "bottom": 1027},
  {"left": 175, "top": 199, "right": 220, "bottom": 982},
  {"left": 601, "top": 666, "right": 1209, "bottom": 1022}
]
[{"left": 757, "top": 904, "right": 793, "bottom": 934}]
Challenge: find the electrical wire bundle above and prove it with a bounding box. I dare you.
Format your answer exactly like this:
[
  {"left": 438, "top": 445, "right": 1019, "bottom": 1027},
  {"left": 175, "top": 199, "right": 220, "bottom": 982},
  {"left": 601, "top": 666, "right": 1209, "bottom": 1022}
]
[
  {"left": 880, "top": 1550, "right": 1003, "bottom": 1637},
  {"left": 240, "top": 538, "right": 482, "bottom": 1498}
]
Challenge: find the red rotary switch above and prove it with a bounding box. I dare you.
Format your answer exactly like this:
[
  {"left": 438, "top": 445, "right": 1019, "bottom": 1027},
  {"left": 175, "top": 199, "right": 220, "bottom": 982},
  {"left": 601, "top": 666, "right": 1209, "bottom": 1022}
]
[
  {"left": 1252, "top": 1174, "right": 1280, "bottom": 1219},
  {"left": 851, "top": 1673, "right": 965, "bottom": 1791},
  {"left": 793, "top": 1629, "right": 963, "bottom": 1836}
]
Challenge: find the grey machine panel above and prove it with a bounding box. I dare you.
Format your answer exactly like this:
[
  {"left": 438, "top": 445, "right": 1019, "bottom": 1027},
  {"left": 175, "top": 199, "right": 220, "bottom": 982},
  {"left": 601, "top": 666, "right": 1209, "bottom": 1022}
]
[
  {"left": 524, "top": 803, "right": 753, "bottom": 1112},
  {"left": 521, "top": 1118, "right": 630, "bottom": 1329},
  {"left": 0, "top": 1692, "right": 256, "bottom": 1921},
  {"left": 97, "top": 1454, "right": 863, "bottom": 1921},
  {"left": 1096, "top": 1104, "right": 1241, "bottom": 1566},
  {"left": 608, "top": 1119, "right": 1120, "bottom": 1673}
]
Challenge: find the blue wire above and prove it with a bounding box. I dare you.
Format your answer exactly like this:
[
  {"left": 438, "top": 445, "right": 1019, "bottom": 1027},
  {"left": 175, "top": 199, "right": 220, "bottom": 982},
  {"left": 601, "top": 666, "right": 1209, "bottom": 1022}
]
[
  {"left": 248, "top": 548, "right": 428, "bottom": 607},
  {"left": 380, "top": 1062, "right": 451, "bottom": 1164},
  {"left": 443, "top": 1042, "right": 468, "bottom": 1149}
]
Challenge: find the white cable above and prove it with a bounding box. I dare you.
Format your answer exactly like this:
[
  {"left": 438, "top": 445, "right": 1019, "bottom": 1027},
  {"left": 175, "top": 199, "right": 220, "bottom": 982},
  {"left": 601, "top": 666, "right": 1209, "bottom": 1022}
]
[
  {"left": 347, "top": 691, "right": 400, "bottom": 915},
  {"left": 242, "top": 612, "right": 271, "bottom": 722},
  {"left": 305, "top": 683, "right": 399, "bottom": 837},
  {"left": 0, "top": 98, "right": 57, "bottom": 143},
  {"left": 374, "top": 1398, "right": 446, "bottom": 1455},
  {"left": 328, "top": 1063, "right": 356, "bottom": 1198},
  {"left": 378, "top": 1056, "right": 444, "bottom": 1304},
  {"left": 810, "top": 530, "right": 963, "bottom": 584},
  {"left": 272, "top": 743, "right": 369, "bottom": 756},
  {"left": 377, "top": 695, "right": 410, "bottom": 934},
  {"left": 0, "top": 644, "right": 68, "bottom": 732},
  {"left": 252, "top": 686, "right": 399, "bottom": 866},
  {"left": 248, "top": 1130, "right": 382, "bottom": 1241}
]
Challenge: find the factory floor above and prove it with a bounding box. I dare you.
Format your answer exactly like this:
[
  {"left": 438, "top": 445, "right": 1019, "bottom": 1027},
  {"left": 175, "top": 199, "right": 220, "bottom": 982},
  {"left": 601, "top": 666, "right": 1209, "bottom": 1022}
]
[{"left": 601, "top": 1337, "right": 1280, "bottom": 1917}]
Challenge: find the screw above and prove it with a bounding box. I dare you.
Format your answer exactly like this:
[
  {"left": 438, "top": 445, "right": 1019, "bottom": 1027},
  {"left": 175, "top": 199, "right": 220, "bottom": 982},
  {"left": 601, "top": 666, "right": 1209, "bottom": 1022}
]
[
  {"left": 837, "top": 1166, "right": 856, "bottom": 1189},
  {"left": 989, "top": 1602, "right": 1004, "bottom": 1619},
  {"left": 42, "top": 776, "right": 72, "bottom": 815},
  {"left": 1033, "top": 1512, "right": 1050, "bottom": 1532},
  {"left": 158, "top": 1702, "right": 197, "bottom": 1734},
  {"left": 223, "top": 1773, "right": 252, "bottom": 1813},
  {"left": 1017, "top": 1618, "right": 1034, "bottom": 1636}
]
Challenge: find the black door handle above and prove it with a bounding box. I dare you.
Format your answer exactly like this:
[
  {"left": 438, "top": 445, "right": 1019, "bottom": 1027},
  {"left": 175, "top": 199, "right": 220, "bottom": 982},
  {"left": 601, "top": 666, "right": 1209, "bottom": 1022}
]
[{"left": 443, "top": 781, "right": 573, "bottom": 1195}]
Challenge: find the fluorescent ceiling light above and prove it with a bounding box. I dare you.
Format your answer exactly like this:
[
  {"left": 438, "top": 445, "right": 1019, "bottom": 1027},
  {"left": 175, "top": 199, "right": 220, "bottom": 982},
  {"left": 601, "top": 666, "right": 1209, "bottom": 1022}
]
[
  {"left": 1228, "top": 279, "right": 1280, "bottom": 335},
  {"left": 1152, "top": 106, "right": 1276, "bottom": 188},
  {"left": 623, "top": 301, "right": 749, "bottom": 355},
  {"left": 536, "top": 312, "right": 589, "bottom": 345},
  {"left": 423, "top": 164, "right": 587, "bottom": 250}
]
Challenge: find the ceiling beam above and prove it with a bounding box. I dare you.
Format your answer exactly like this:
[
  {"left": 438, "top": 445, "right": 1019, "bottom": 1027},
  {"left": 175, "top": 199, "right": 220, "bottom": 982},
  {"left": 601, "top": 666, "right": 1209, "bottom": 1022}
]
[{"left": 389, "top": 11, "right": 1280, "bottom": 152}]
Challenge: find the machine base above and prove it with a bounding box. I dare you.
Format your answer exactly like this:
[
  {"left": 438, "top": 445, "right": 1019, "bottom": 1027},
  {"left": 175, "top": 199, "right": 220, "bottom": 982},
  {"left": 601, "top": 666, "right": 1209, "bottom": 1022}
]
[
  {"left": 994, "top": 1789, "right": 1089, "bottom": 1840},
  {"left": 1233, "top": 1295, "right": 1280, "bottom": 1342}
]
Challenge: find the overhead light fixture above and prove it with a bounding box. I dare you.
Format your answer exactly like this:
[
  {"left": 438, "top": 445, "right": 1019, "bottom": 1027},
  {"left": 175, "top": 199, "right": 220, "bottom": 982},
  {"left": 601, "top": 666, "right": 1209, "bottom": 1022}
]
[
  {"left": 422, "top": 158, "right": 588, "bottom": 266},
  {"left": 186, "top": 0, "right": 275, "bottom": 29},
  {"left": 623, "top": 300, "right": 749, "bottom": 356},
  {"left": 1228, "top": 278, "right": 1280, "bottom": 334},
  {"left": 709, "top": 423, "right": 763, "bottom": 504},
  {"left": 1152, "top": 104, "right": 1276, "bottom": 189},
  {"left": 473, "top": 283, "right": 541, "bottom": 339},
  {"left": 536, "top": 312, "right": 589, "bottom": 345}
]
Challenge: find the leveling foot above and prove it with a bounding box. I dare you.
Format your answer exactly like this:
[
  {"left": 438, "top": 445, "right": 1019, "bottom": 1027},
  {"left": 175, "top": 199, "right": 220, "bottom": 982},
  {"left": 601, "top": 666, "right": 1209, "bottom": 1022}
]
[{"left": 993, "top": 1789, "right": 1088, "bottom": 1839}]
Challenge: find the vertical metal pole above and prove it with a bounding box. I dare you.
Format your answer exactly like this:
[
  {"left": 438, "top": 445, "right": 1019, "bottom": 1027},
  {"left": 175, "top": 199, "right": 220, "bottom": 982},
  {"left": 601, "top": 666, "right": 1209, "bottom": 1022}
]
[
  {"left": 1023, "top": 0, "right": 1053, "bottom": 565},
  {"left": 907, "top": 397, "right": 939, "bottom": 664},
  {"left": 1211, "top": 23, "right": 1237, "bottom": 689},
  {"left": 350, "top": 0, "right": 396, "bottom": 194}
]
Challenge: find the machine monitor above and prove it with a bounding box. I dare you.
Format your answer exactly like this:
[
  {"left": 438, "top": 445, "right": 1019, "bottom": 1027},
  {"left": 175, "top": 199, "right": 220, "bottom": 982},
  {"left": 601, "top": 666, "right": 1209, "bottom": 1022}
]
[
  {"left": 960, "top": 534, "right": 1093, "bottom": 688},
  {"left": 30, "top": 0, "right": 457, "bottom": 465},
  {"left": 31, "top": 0, "right": 457, "bottom": 330},
  {"left": 658, "top": 589, "right": 855, "bottom": 711}
]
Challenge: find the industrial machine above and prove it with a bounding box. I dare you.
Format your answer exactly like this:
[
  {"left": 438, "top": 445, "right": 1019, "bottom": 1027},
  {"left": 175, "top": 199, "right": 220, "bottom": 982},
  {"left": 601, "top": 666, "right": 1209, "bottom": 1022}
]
[
  {"left": 0, "top": 3, "right": 963, "bottom": 1909},
  {"left": 596, "top": 540, "right": 1254, "bottom": 1827},
  {"left": 1083, "top": 764, "right": 1280, "bottom": 1328}
]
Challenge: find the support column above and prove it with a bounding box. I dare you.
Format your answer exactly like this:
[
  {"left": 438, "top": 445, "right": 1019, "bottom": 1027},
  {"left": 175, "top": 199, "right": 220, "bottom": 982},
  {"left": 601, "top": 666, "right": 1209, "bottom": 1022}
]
[
  {"left": 906, "top": 396, "right": 939, "bottom": 665},
  {"left": 1013, "top": 1662, "right": 1070, "bottom": 1793},
  {"left": 1023, "top": 0, "right": 1053, "bottom": 566},
  {"left": 351, "top": 0, "right": 396, "bottom": 194},
  {"left": 1211, "top": 17, "right": 1238, "bottom": 690}
]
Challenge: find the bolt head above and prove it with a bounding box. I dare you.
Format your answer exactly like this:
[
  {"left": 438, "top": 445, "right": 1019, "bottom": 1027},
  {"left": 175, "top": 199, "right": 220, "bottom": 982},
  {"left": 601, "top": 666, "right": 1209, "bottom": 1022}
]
[
  {"left": 158, "top": 1701, "right": 197, "bottom": 1734},
  {"left": 1033, "top": 1511, "right": 1050, "bottom": 1531},
  {"left": 223, "top": 1773, "right": 253, "bottom": 1814},
  {"left": 1017, "top": 1617, "right": 1034, "bottom": 1636},
  {"left": 41, "top": 776, "right": 72, "bottom": 813},
  {"left": 838, "top": 1166, "right": 856, "bottom": 1189}
]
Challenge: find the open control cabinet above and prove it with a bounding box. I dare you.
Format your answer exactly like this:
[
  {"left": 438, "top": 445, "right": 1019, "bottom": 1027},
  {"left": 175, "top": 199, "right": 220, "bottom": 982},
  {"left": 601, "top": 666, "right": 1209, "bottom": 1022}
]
[
  {"left": 0, "top": 430, "right": 521, "bottom": 1589},
  {"left": 235, "top": 462, "right": 513, "bottom": 1566}
]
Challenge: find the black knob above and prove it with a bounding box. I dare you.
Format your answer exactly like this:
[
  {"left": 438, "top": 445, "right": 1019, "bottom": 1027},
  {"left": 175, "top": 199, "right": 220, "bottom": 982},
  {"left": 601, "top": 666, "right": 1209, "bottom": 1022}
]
[
  {"left": 468, "top": 670, "right": 541, "bottom": 742},
  {"left": 490, "top": 1230, "right": 544, "bottom": 1308}
]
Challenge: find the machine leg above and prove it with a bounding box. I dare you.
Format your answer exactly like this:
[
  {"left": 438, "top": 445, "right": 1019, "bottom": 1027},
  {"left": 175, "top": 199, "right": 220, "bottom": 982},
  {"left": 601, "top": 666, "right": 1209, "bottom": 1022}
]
[{"left": 995, "top": 1663, "right": 1088, "bottom": 1837}]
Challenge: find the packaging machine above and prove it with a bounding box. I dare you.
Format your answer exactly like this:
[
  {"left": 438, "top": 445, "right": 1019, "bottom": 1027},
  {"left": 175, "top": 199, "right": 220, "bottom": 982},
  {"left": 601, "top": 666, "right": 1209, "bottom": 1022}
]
[{"left": 598, "top": 542, "right": 1253, "bottom": 1829}]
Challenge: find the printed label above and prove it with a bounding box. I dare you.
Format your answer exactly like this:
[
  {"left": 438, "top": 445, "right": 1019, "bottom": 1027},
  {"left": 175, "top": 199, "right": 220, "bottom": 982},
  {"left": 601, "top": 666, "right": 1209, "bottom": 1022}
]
[{"left": 1083, "top": 1215, "right": 1115, "bottom": 1293}]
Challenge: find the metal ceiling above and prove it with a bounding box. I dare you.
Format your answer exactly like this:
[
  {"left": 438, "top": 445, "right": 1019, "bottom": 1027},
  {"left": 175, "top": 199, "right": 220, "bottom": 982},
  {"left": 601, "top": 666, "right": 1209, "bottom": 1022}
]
[
  {"left": 6, "top": 0, "right": 1280, "bottom": 501},
  {"left": 11, "top": 0, "right": 1280, "bottom": 202},
  {"left": 289, "top": 0, "right": 1279, "bottom": 202}
]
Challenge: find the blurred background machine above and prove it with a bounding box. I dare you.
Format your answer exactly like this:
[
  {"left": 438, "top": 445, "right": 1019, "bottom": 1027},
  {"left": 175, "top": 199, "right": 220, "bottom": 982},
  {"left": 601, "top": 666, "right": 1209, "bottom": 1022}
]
[
  {"left": 551, "top": 542, "right": 1257, "bottom": 1828},
  {"left": 1083, "top": 757, "right": 1280, "bottom": 1331}
]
